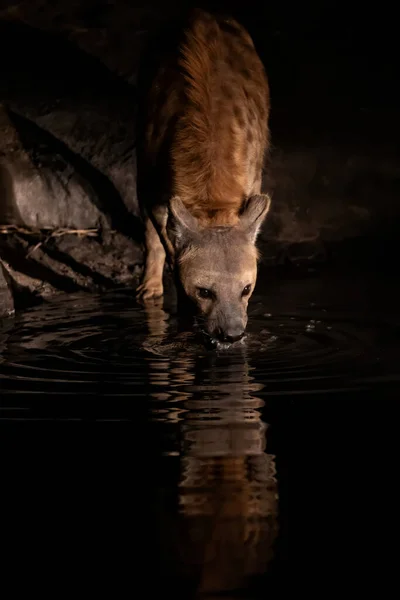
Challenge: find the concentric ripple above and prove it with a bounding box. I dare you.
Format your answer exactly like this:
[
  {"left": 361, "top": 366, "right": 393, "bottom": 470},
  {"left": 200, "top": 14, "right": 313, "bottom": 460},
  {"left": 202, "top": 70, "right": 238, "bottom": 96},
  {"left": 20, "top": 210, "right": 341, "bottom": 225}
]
[{"left": 1, "top": 272, "right": 399, "bottom": 420}]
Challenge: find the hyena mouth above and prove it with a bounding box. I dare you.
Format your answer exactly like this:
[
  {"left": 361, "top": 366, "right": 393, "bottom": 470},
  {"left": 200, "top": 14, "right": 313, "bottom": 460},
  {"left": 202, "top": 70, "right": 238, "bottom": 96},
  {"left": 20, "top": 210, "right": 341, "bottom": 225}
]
[
  {"left": 194, "top": 317, "right": 246, "bottom": 350},
  {"left": 198, "top": 329, "right": 247, "bottom": 350}
]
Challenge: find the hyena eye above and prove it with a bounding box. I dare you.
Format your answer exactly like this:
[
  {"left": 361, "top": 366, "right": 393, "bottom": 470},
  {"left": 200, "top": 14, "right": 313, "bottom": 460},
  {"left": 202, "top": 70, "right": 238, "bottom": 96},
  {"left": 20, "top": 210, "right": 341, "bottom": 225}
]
[
  {"left": 242, "top": 284, "right": 251, "bottom": 297},
  {"left": 198, "top": 288, "right": 214, "bottom": 299}
]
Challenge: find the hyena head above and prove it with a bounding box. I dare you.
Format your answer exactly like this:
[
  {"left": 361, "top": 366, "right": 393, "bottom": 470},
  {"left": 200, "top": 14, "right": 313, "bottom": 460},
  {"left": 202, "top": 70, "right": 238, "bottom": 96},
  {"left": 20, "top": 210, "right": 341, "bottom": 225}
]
[{"left": 167, "top": 194, "right": 271, "bottom": 346}]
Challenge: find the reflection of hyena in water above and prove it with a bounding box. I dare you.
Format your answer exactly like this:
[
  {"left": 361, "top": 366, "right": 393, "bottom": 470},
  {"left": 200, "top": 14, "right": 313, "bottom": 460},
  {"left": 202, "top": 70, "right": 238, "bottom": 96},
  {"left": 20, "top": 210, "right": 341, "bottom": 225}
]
[
  {"left": 137, "top": 9, "right": 271, "bottom": 347},
  {"left": 145, "top": 336, "right": 279, "bottom": 594}
]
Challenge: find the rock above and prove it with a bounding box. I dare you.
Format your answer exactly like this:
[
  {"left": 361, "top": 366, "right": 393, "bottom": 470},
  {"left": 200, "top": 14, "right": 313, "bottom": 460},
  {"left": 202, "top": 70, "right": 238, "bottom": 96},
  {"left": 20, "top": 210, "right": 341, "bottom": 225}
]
[
  {"left": 0, "top": 228, "right": 143, "bottom": 307},
  {"left": 0, "top": 106, "right": 142, "bottom": 242},
  {"left": 0, "top": 18, "right": 139, "bottom": 221},
  {"left": 0, "top": 259, "right": 14, "bottom": 317},
  {"left": 55, "top": 230, "right": 143, "bottom": 287},
  {"left": 1, "top": 256, "right": 60, "bottom": 308},
  {"left": 0, "top": 106, "right": 103, "bottom": 229},
  {"left": 262, "top": 143, "right": 400, "bottom": 245}
]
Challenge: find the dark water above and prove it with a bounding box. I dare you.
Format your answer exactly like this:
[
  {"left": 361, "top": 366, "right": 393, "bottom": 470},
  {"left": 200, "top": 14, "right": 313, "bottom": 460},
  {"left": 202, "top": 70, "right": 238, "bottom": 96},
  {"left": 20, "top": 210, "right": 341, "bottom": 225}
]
[{"left": 1, "top": 268, "right": 400, "bottom": 595}]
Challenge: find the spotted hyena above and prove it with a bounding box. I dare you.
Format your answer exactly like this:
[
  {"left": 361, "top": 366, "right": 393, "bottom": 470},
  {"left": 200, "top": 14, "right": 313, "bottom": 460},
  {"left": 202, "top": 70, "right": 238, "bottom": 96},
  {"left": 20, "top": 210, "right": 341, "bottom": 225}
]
[{"left": 136, "top": 8, "right": 271, "bottom": 346}]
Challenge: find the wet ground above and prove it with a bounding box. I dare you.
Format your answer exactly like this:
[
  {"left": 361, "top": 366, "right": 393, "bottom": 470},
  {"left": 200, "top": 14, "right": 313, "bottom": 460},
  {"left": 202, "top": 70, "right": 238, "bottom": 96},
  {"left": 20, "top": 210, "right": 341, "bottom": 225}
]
[{"left": 1, "top": 265, "right": 399, "bottom": 595}]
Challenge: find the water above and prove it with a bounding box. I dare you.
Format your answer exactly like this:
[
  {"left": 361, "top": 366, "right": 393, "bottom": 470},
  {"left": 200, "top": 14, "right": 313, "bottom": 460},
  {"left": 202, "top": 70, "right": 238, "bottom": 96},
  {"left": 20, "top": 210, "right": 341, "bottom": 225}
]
[{"left": 1, "top": 267, "right": 400, "bottom": 596}]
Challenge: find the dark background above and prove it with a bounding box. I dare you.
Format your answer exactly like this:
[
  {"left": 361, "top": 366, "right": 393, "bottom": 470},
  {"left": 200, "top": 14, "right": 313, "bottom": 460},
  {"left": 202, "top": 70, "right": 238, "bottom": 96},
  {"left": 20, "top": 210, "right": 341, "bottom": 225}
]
[{"left": 1, "top": 1, "right": 398, "bottom": 597}]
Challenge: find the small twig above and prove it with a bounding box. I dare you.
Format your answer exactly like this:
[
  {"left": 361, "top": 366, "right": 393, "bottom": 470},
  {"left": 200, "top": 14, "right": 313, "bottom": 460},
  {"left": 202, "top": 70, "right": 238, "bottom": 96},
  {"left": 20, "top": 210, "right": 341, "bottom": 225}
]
[
  {"left": 0, "top": 225, "right": 111, "bottom": 260},
  {"left": 0, "top": 224, "right": 106, "bottom": 238},
  {"left": 50, "top": 228, "right": 99, "bottom": 238},
  {"left": 0, "top": 224, "right": 37, "bottom": 235},
  {"left": 26, "top": 242, "right": 43, "bottom": 258}
]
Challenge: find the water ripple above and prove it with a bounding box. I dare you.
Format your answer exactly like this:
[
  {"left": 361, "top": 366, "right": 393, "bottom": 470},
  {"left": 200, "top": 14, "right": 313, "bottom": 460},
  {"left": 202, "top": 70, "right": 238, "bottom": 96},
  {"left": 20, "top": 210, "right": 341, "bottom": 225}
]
[{"left": 0, "top": 274, "right": 398, "bottom": 405}]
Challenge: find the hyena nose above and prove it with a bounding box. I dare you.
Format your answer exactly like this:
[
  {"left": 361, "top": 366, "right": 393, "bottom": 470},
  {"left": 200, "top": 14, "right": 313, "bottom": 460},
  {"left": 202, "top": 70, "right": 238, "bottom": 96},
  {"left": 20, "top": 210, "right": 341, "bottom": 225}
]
[{"left": 217, "top": 327, "right": 245, "bottom": 344}]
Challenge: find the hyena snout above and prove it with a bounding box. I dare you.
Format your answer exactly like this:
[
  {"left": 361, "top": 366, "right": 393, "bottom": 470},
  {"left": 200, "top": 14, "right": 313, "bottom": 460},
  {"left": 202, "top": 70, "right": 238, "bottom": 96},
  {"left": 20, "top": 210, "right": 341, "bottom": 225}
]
[
  {"left": 215, "top": 326, "right": 245, "bottom": 344},
  {"left": 208, "top": 310, "right": 247, "bottom": 344}
]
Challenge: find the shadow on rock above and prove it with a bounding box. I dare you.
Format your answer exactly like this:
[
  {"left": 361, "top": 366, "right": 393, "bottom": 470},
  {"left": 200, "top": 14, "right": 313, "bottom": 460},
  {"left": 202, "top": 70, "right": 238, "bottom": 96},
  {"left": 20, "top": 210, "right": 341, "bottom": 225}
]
[
  {"left": 7, "top": 110, "right": 143, "bottom": 242},
  {"left": 0, "top": 19, "right": 139, "bottom": 216},
  {"left": 0, "top": 162, "right": 23, "bottom": 226}
]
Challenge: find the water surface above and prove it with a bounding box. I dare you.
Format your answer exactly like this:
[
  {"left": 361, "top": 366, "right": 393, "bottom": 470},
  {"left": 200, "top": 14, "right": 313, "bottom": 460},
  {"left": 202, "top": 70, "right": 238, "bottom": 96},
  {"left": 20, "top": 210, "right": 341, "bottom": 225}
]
[{"left": 1, "top": 268, "right": 399, "bottom": 596}]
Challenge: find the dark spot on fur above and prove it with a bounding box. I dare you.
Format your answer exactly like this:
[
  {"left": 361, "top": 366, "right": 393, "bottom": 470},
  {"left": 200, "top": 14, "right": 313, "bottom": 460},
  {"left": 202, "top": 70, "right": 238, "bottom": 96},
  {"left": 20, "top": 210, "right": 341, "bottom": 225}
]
[
  {"left": 241, "top": 40, "right": 254, "bottom": 53},
  {"left": 225, "top": 54, "right": 236, "bottom": 70},
  {"left": 224, "top": 146, "right": 233, "bottom": 161},
  {"left": 253, "top": 94, "right": 268, "bottom": 119},
  {"left": 247, "top": 130, "right": 254, "bottom": 144},
  {"left": 233, "top": 105, "right": 245, "bottom": 128},
  {"left": 240, "top": 67, "right": 251, "bottom": 80},
  {"left": 220, "top": 83, "right": 233, "bottom": 100},
  {"left": 249, "top": 108, "right": 257, "bottom": 124}
]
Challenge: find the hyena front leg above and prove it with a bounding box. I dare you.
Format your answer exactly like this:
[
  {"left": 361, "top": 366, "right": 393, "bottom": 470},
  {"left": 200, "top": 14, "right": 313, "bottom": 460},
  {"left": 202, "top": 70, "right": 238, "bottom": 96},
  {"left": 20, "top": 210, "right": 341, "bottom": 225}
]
[{"left": 136, "top": 213, "right": 166, "bottom": 302}]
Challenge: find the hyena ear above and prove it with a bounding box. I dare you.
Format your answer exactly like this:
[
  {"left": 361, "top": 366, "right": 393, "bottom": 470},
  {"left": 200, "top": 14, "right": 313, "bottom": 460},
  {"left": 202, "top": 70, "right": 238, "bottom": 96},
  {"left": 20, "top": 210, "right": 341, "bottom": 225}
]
[
  {"left": 239, "top": 194, "right": 271, "bottom": 243},
  {"left": 168, "top": 196, "right": 200, "bottom": 246}
]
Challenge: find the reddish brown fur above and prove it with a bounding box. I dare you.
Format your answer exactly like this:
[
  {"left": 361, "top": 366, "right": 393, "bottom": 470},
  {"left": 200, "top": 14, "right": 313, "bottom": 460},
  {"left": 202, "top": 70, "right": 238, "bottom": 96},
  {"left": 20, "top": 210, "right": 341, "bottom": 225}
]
[{"left": 143, "top": 9, "right": 270, "bottom": 227}]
